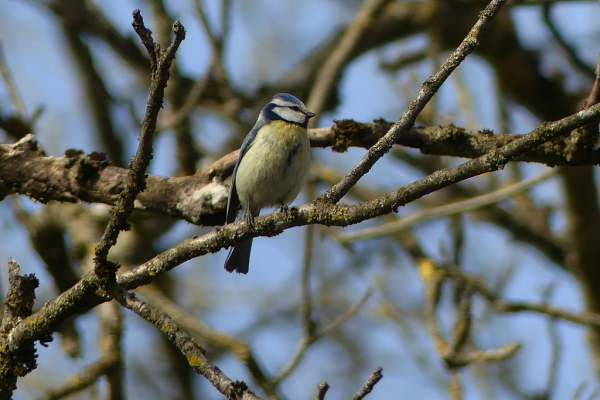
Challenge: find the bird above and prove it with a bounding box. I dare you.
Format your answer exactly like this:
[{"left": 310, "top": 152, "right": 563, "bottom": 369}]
[{"left": 224, "top": 93, "right": 315, "bottom": 274}]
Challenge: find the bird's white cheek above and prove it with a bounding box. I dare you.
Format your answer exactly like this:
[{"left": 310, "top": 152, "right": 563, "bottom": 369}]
[{"left": 272, "top": 106, "right": 305, "bottom": 124}]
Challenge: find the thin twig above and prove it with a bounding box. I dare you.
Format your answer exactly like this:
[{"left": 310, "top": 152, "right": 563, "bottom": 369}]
[
  {"left": 302, "top": 182, "right": 318, "bottom": 337},
  {"left": 159, "top": 0, "right": 226, "bottom": 132},
  {"left": 160, "top": 59, "right": 213, "bottom": 130},
  {"left": 94, "top": 11, "right": 186, "bottom": 277},
  {"left": 135, "top": 284, "right": 279, "bottom": 398},
  {"left": 448, "top": 371, "right": 463, "bottom": 400},
  {"left": 542, "top": 285, "right": 561, "bottom": 400},
  {"left": 319, "top": 288, "right": 373, "bottom": 337},
  {"left": 273, "top": 289, "right": 373, "bottom": 385},
  {"left": 313, "top": 382, "right": 329, "bottom": 400},
  {"left": 6, "top": 100, "right": 600, "bottom": 375},
  {"left": 36, "top": 355, "right": 120, "bottom": 400},
  {"left": 339, "top": 168, "right": 557, "bottom": 243},
  {"left": 0, "top": 44, "right": 26, "bottom": 116},
  {"left": 379, "top": 50, "right": 428, "bottom": 71},
  {"left": 542, "top": 5, "right": 594, "bottom": 77},
  {"left": 193, "top": 0, "right": 235, "bottom": 99},
  {"left": 111, "top": 284, "right": 263, "bottom": 400},
  {"left": 99, "top": 301, "right": 124, "bottom": 399},
  {"left": 450, "top": 287, "right": 473, "bottom": 355},
  {"left": 440, "top": 264, "right": 600, "bottom": 328},
  {"left": 307, "top": 0, "right": 392, "bottom": 125},
  {"left": 420, "top": 261, "right": 521, "bottom": 369},
  {"left": 194, "top": 0, "right": 220, "bottom": 49},
  {"left": 571, "top": 381, "right": 600, "bottom": 400},
  {"left": 131, "top": 11, "right": 158, "bottom": 69},
  {"left": 350, "top": 367, "right": 383, "bottom": 400},
  {"left": 320, "top": 0, "right": 509, "bottom": 204}
]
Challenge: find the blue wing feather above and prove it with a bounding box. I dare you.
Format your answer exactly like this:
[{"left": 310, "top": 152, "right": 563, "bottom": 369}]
[
  {"left": 225, "top": 117, "right": 266, "bottom": 224},
  {"left": 224, "top": 118, "right": 268, "bottom": 273}
]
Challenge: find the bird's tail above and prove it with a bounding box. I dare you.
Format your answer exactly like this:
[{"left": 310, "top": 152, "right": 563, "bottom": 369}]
[{"left": 224, "top": 238, "right": 253, "bottom": 274}]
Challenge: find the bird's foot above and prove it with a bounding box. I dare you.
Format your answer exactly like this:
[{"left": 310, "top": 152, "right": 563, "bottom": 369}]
[
  {"left": 280, "top": 204, "right": 289, "bottom": 218},
  {"left": 244, "top": 212, "right": 255, "bottom": 228}
]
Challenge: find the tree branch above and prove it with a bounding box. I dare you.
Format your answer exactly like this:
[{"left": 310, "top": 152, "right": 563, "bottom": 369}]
[
  {"left": 350, "top": 367, "right": 384, "bottom": 400},
  {"left": 313, "top": 382, "right": 329, "bottom": 400},
  {"left": 338, "top": 168, "right": 557, "bottom": 243},
  {"left": 37, "top": 351, "right": 120, "bottom": 400},
  {"left": 318, "top": 121, "right": 600, "bottom": 166},
  {"left": 93, "top": 11, "right": 186, "bottom": 279},
  {"left": 0, "top": 259, "right": 43, "bottom": 400},
  {"left": 320, "top": 0, "right": 509, "bottom": 204},
  {"left": 135, "top": 284, "right": 279, "bottom": 398},
  {"left": 3, "top": 22, "right": 600, "bottom": 399},
  {"left": 111, "top": 284, "right": 263, "bottom": 400},
  {"left": 0, "top": 134, "right": 228, "bottom": 226},
  {"left": 306, "top": 0, "right": 392, "bottom": 125},
  {"left": 1, "top": 103, "right": 598, "bottom": 364},
  {"left": 2, "top": 119, "right": 597, "bottom": 232}
]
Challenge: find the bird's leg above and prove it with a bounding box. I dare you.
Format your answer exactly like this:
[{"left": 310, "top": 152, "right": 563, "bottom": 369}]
[
  {"left": 279, "top": 203, "right": 289, "bottom": 218},
  {"left": 244, "top": 210, "right": 255, "bottom": 228}
]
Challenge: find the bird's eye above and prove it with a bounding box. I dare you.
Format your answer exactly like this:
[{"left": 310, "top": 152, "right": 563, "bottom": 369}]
[{"left": 290, "top": 106, "right": 301, "bottom": 112}]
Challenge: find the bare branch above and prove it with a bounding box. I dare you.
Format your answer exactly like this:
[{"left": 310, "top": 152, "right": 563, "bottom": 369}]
[
  {"left": 115, "top": 100, "right": 600, "bottom": 292},
  {"left": 3, "top": 95, "right": 600, "bottom": 399},
  {"left": 135, "top": 284, "right": 279, "bottom": 398},
  {"left": 36, "top": 353, "right": 119, "bottom": 400},
  {"left": 315, "top": 121, "right": 600, "bottom": 166},
  {"left": 420, "top": 260, "right": 522, "bottom": 371},
  {"left": 0, "top": 44, "right": 26, "bottom": 117},
  {"left": 32, "top": 275, "right": 121, "bottom": 398},
  {"left": 3, "top": 118, "right": 599, "bottom": 230},
  {"left": 307, "top": 0, "right": 392, "bottom": 124},
  {"left": 131, "top": 10, "right": 158, "bottom": 69},
  {"left": 314, "top": 382, "right": 330, "bottom": 400},
  {"left": 339, "top": 168, "right": 557, "bottom": 243},
  {"left": 541, "top": 5, "right": 594, "bottom": 78},
  {"left": 321, "top": 0, "right": 509, "bottom": 204},
  {"left": 350, "top": 367, "right": 383, "bottom": 400},
  {"left": 98, "top": 301, "right": 123, "bottom": 399},
  {"left": 0, "top": 134, "right": 228, "bottom": 226},
  {"left": 94, "top": 12, "right": 186, "bottom": 278},
  {"left": 440, "top": 264, "right": 600, "bottom": 328},
  {"left": 0, "top": 259, "right": 43, "bottom": 399},
  {"left": 112, "top": 285, "right": 263, "bottom": 400},
  {"left": 543, "top": 286, "right": 561, "bottom": 400},
  {"left": 301, "top": 182, "right": 318, "bottom": 338},
  {"left": 273, "top": 289, "right": 372, "bottom": 385}
]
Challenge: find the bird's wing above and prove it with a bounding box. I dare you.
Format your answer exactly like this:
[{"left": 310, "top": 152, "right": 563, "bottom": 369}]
[
  {"left": 225, "top": 181, "right": 240, "bottom": 224},
  {"left": 225, "top": 121, "right": 264, "bottom": 224}
]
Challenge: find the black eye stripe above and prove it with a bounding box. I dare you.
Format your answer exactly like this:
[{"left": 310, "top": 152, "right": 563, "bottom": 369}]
[{"left": 270, "top": 102, "right": 303, "bottom": 111}]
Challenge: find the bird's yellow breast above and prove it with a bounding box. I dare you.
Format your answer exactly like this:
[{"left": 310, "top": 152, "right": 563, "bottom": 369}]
[
  {"left": 252, "top": 120, "right": 307, "bottom": 149},
  {"left": 235, "top": 120, "right": 311, "bottom": 214}
]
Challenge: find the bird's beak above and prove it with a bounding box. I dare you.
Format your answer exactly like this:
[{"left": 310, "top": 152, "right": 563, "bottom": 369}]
[{"left": 306, "top": 111, "right": 316, "bottom": 118}]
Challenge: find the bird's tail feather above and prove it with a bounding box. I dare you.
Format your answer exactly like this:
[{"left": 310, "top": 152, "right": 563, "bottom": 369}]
[{"left": 224, "top": 238, "right": 253, "bottom": 274}]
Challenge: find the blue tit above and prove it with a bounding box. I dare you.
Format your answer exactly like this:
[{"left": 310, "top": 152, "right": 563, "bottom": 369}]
[{"left": 224, "top": 93, "right": 315, "bottom": 274}]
